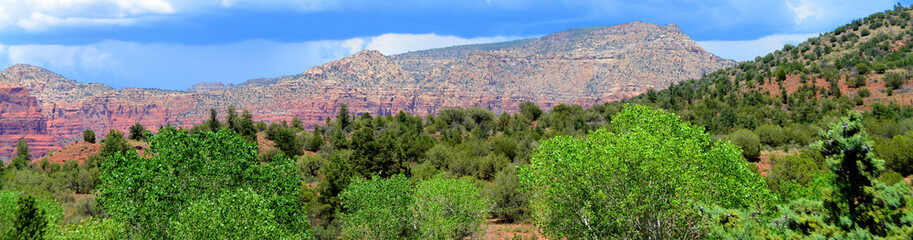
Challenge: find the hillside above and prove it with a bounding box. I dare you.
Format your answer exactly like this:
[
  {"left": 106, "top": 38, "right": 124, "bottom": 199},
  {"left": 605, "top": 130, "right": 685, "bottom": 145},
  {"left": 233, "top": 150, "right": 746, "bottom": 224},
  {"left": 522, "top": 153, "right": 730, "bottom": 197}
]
[
  {"left": 620, "top": 4, "right": 913, "bottom": 135},
  {"left": 0, "top": 21, "right": 732, "bottom": 159}
]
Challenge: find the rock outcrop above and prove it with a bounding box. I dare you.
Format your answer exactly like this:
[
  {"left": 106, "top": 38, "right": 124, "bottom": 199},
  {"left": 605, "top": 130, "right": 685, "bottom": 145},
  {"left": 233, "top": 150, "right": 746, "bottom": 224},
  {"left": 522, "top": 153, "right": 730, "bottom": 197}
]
[
  {"left": 0, "top": 22, "right": 735, "bottom": 159},
  {"left": 0, "top": 83, "right": 57, "bottom": 160}
]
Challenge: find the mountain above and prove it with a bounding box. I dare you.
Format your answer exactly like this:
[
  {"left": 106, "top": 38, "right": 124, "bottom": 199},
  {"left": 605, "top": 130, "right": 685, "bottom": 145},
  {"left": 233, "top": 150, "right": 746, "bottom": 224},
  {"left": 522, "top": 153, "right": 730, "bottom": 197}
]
[
  {"left": 0, "top": 21, "right": 733, "bottom": 159},
  {"left": 618, "top": 5, "right": 913, "bottom": 136}
]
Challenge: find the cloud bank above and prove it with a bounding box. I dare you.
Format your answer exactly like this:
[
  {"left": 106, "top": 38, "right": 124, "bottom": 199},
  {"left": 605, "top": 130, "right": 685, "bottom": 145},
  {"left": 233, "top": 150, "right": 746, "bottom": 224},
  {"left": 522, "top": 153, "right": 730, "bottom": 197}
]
[{"left": 0, "top": 33, "right": 521, "bottom": 90}]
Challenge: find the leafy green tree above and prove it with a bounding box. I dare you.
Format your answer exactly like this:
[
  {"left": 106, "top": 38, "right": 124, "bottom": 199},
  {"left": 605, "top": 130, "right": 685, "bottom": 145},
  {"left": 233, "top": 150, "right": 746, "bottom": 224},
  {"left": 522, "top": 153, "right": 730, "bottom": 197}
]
[
  {"left": 207, "top": 108, "right": 221, "bottom": 131},
  {"left": 98, "top": 129, "right": 128, "bottom": 158},
  {"left": 98, "top": 128, "right": 309, "bottom": 238},
  {"left": 729, "top": 129, "right": 761, "bottom": 161},
  {"left": 15, "top": 138, "right": 30, "bottom": 161},
  {"left": 270, "top": 126, "right": 304, "bottom": 156},
  {"left": 170, "top": 189, "right": 302, "bottom": 240},
  {"left": 485, "top": 166, "right": 527, "bottom": 222},
  {"left": 883, "top": 72, "right": 904, "bottom": 90},
  {"left": 875, "top": 131, "right": 913, "bottom": 175},
  {"left": 6, "top": 195, "right": 46, "bottom": 240},
  {"left": 339, "top": 174, "right": 413, "bottom": 240},
  {"left": 411, "top": 176, "right": 488, "bottom": 240},
  {"left": 60, "top": 218, "right": 126, "bottom": 240},
  {"left": 225, "top": 105, "right": 238, "bottom": 131},
  {"left": 128, "top": 123, "right": 147, "bottom": 141},
  {"left": 337, "top": 103, "right": 351, "bottom": 132},
  {"left": 83, "top": 129, "right": 96, "bottom": 143},
  {"left": 520, "top": 105, "right": 769, "bottom": 239}
]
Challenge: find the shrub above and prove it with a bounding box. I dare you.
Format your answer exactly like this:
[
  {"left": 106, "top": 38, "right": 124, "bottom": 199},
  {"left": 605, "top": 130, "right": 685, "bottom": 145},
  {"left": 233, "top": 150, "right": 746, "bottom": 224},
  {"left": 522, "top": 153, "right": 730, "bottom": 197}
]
[
  {"left": 411, "top": 176, "right": 488, "bottom": 239},
  {"left": 756, "top": 124, "right": 786, "bottom": 147},
  {"left": 485, "top": 166, "right": 527, "bottom": 222},
  {"left": 875, "top": 132, "right": 913, "bottom": 176},
  {"left": 884, "top": 72, "right": 904, "bottom": 89},
  {"left": 857, "top": 87, "right": 871, "bottom": 98},
  {"left": 340, "top": 175, "right": 413, "bottom": 240},
  {"left": 83, "top": 130, "right": 95, "bottom": 143},
  {"left": 520, "top": 105, "right": 769, "bottom": 239},
  {"left": 728, "top": 129, "right": 761, "bottom": 161}
]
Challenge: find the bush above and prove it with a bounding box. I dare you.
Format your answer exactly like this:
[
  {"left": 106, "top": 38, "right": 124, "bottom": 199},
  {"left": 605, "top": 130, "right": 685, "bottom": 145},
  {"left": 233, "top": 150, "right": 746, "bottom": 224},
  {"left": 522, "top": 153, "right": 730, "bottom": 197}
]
[
  {"left": 485, "top": 166, "right": 527, "bottom": 222},
  {"left": 340, "top": 174, "right": 413, "bottom": 240},
  {"left": 763, "top": 154, "right": 826, "bottom": 200},
  {"left": 128, "top": 123, "right": 147, "bottom": 141},
  {"left": 98, "top": 128, "right": 309, "bottom": 238},
  {"left": 756, "top": 124, "right": 785, "bottom": 147},
  {"left": 857, "top": 87, "right": 871, "bottom": 98},
  {"left": 728, "top": 129, "right": 761, "bottom": 161},
  {"left": 520, "top": 105, "right": 769, "bottom": 239},
  {"left": 883, "top": 72, "right": 904, "bottom": 89},
  {"left": 875, "top": 132, "right": 913, "bottom": 176},
  {"left": 60, "top": 218, "right": 126, "bottom": 240},
  {"left": 411, "top": 176, "right": 488, "bottom": 240},
  {"left": 83, "top": 130, "right": 95, "bottom": 143},
  {"left": 170, "top": 189, "right": 302, "bottom": 239}
]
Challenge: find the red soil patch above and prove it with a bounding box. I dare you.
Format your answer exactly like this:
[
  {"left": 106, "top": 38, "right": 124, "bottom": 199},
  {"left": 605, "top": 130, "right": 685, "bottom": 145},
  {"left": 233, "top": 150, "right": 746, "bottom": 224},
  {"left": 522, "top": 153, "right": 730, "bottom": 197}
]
[
  {"left": 483, "top": 219, "right": 547, "bottom": 240},
  {"left": 43, "top": 141, "right": 99, "bottom": 164}
]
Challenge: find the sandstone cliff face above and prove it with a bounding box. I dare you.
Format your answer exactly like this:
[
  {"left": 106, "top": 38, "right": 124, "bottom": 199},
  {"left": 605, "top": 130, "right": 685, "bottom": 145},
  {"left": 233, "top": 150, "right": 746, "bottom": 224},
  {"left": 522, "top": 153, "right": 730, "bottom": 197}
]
[
  {"left": 0, "top": 22, "right": 735, "bottom": 158},
  {"left": 0, "top": 84, "right": 57, "bottom": 160}
]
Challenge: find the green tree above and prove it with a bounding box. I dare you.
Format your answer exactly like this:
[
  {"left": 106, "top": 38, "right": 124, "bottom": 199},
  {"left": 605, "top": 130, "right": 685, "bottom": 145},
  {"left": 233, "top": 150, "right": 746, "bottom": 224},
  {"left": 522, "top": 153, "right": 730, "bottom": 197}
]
[
  {"left": 207, "top": 108, "right": 221, "bottom": 131},
  {"left": 98, "top": 129, "right": 128, "bottom": 158},
  {"left": 728, "top": 129, "right": 761, "bottom": 161},
  {"left": 15, "top": 138, "right": 30, "bottom": 161},
  {"left": 520, "top": 105, "right": 769, "bottom": 239},
  {"left": 339, "top": 174, "right": 413, "bottom": 240},
  {"left": 486, "top": 166, "right": 527, "bottom": 222},
  {"left": 883, "top": 72, "right": 904, "bottom": 90},
  {"left": 411, "top": 176, "right": 488, "bottom": 240},
  {"left": 98, "top": 128, "right": 309, "bottom": 238},
  {"left": 170, "top": 189, "right": 302, "bottom": 240},
  {"left": 226, "top": 105, "right": 238, "bottom": 132},
  {"left": 83, "top": 129, "right": 96, "bottom": 143},
  {"left": 128, "top": 123, "right": 147, "bottom": 141},
  {"left": 337, "top": 103, "right": 351, "bottom": 132},
  {"left": 519, "top": 102, "right": 543, "bottom": 121},
  {"left": 6, "top": 195, "right": 46, "bottom": 240},
  {"left": 60, "top": 218, "right": 126, "bottom": 240}
]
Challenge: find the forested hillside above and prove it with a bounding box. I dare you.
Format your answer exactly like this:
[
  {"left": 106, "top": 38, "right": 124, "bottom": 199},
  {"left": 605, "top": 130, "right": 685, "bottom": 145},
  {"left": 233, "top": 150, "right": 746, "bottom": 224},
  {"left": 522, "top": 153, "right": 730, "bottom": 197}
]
[{"left": 2, "top": 4, "right": 913, "bottom": 240}]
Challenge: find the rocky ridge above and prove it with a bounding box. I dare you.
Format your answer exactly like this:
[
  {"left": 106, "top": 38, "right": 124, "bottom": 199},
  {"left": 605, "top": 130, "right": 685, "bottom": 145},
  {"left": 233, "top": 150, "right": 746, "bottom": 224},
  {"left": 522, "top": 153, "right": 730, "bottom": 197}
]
[{"left": 0, "top": 22, "right": 734, "bottom": 159}]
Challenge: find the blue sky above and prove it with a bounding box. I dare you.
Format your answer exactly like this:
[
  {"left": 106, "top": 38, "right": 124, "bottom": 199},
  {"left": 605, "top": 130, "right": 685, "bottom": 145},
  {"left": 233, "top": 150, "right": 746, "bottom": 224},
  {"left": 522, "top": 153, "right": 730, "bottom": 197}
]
[{"left": 0, "top": 0, "right": 910, "bottom": 90}]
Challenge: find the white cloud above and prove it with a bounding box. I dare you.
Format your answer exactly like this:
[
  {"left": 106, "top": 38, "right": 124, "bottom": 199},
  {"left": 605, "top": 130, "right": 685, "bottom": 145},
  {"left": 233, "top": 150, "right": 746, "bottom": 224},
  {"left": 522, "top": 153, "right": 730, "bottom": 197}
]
[
  {"left": 786, "top": 0, "right": 826, "bottom": 22},
  {"left": 17, "top": 12, "right": 138, "bottom": 31},
  {"left": 0, "top": 0, "right": 174, "bottom": 31},
  {"left": 0, "top": 32, "right": 521, "bottom": 89},
  {"left": 697, "top": 33, "right": 819, "bottom": 61},
  {"left": 360, "top": 33, "right": 520, "bottom": 55}
]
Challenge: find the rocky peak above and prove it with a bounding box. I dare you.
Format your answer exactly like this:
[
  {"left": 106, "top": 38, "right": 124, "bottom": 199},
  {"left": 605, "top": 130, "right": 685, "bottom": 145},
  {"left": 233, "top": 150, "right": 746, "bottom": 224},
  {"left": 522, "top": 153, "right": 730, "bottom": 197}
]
[
  {"left": 302, "top": 49, "right": 411, "bottom": 85},
  {"left": 188, "top": 82, "right": 234, "bottom": 93}
]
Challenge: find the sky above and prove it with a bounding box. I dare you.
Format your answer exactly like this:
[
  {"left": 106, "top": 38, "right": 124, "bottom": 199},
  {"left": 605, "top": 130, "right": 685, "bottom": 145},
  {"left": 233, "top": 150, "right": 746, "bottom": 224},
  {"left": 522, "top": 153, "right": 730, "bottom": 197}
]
[{"left": 0, "top": 0, "right": 910, "bottom": 90}]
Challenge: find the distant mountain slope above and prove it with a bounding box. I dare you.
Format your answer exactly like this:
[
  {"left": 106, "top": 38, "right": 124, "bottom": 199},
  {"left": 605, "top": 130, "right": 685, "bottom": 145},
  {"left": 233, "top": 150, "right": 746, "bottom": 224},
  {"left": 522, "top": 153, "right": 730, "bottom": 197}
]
[
  {"left": 620, "top": 5, "right": 913, "bottom": 135},
  {"left": 0, "top": 21, "right": 733, "bottom": 158}
]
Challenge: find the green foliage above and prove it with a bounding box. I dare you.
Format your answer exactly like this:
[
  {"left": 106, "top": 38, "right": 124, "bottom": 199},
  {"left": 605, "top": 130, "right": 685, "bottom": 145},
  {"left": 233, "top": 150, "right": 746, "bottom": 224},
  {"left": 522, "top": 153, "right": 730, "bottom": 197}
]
[
  {"left": 520, "top": 105, "right": 769, "bottom": 239},
  {"left": 883, "top": 72, "right": 905, "bottom": 89},
  {"left": 268, "top": 125, "right": 304, "bottom": 156},
  {"left": 128, "top": 123, "right": 147, "bottom": 141},
  {"left": 339, "top": 174, "right": 414, "bottom": 240},
  {"left": 0, "top": 191, "right": 63, "bottom": 240},
  {"left": 207, "top": 108, "right": 221, "bottom": 131},
  {"left": 170, "top": 189, "right": 306, "bottom": 240},
  {"left": 875, "top": 131, "right": 913, "bottom": 175},
  {"left": 756, "top": 124, "right": 786, "bottom": 147},
  {"left": 764, "top": 154, "right": 828, "bottom": 201},
  {"left": 485, "top": 165, "right": 527, "bottom": 222},
  {"left": 6, "top": 194, "right": 47, "bottom": 240},
  {"left": 336, "top": 103, "right": 351, "bottom": 132},
  {"left": 16, "top": 138, "right": 30, "bottom": 161},
  {"left": 98, "top": 129, "right": 128, "bottom": 158},
  {"left": 411, "top": 176, "right": 488, "bottom": 240},
  {"left": 519, "top": 102, "right": 543, "bottom": 121},
  {"left": 82, "top": 130, "right": 95, "bottom": 143},
  {"left": 98, "top": 128, "right": 310, "bottom": 238},
  {"left": 728, "top": 129, "right": 761, "bottom": 161},
  {"left": 857, "top": 87, "right": 871, "bottom": 98},
  {"left": 60, "top": 218, "right": 126, "bottom": 240}
]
